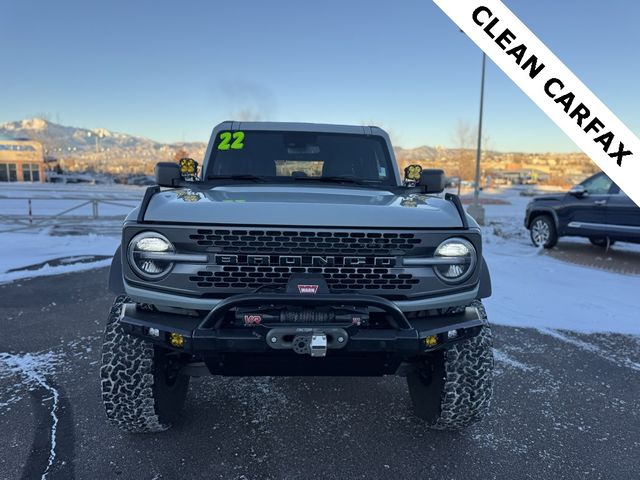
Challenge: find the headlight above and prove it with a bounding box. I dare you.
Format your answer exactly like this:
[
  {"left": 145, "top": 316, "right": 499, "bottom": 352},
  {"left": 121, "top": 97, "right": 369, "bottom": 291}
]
[
  {"left": 433, "top": 237, "right": 476, "bottom": 283},
  {"left": 127, "top": 232, "right": 175, "bottom": 279}
]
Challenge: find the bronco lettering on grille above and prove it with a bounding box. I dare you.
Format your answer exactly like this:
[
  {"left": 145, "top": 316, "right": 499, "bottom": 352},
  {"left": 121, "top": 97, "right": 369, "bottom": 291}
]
[{"left": 215, "top": 255, "right": 395, "bottom": 267}]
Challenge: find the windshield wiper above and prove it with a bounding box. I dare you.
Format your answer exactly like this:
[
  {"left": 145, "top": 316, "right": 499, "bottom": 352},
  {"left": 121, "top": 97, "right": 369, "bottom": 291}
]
[
  {"left": 292, "top": 176, "right": 382, "bottom": 185},
  {"left": 206, "top": 174, "right": 268, "bottom": 182}
]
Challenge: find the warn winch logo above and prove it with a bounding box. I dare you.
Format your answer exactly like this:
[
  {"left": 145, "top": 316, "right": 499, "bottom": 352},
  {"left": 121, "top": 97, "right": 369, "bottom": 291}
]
[
  {"left": 297, "top": 284, "right": 319, "bottom": 294},
  {"left": 243, "top": 314, "right": 262, "bottom": 325}
]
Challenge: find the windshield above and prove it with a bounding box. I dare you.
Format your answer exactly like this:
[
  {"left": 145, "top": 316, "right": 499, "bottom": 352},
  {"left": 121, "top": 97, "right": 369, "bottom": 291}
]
[{"left": 206, "top": 130, "right": 396, "bottom": 185}]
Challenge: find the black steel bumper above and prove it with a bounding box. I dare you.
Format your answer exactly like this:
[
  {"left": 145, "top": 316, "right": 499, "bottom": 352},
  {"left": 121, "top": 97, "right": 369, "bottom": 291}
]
[{"left": 119, "top": 293, "right": 485, "bottom": 357}]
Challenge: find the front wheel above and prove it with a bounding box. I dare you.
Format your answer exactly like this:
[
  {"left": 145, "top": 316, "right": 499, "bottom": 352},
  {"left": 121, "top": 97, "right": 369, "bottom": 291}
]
[
  {"left": 529, "top": 215, "right": 557, "bottom": 249},
  {"left": 100, "top": 296, "right": 189, "bottom": 433},
  {"left": 406, "top": 300, "right": 493, "bottom": 430}
]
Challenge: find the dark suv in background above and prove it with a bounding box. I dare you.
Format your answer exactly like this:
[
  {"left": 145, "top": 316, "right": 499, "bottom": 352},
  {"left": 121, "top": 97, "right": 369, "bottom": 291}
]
[{"left": 525, "top": 172, "right": 640, "bottom": 249}]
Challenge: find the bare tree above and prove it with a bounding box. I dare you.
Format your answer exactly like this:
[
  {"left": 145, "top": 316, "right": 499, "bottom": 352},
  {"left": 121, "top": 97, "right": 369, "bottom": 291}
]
[
  {"left": 480, "top": 133, "right": 492, "bottom": 187},
  {"left": 452, "top": 119, "right": 476, "bottom": 184},
  {"left": 34, "top": 112, "right": 52, "bottom": 122}
]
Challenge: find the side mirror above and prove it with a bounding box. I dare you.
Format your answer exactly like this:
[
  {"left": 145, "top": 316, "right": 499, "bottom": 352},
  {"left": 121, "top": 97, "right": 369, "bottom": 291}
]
[
  {"left": 155, "top": 162, "right": 181, "bottom": 187},
  {"left": 569, "top": 184, "right": 587, "bottom": 197},
  {"left": 419, "top": 169, "right": 446, "bottom": 194}
]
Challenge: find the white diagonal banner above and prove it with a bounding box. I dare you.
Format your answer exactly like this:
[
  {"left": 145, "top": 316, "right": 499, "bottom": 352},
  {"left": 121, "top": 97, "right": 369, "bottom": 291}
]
[{"left": 433, "top": 0, "right": 640, "bottom": 207}]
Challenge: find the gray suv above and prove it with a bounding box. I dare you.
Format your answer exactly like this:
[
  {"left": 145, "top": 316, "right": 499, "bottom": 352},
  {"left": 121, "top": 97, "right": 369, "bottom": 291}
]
[{"left": 101, "top": 121, "right": 494, "bottom": 433}]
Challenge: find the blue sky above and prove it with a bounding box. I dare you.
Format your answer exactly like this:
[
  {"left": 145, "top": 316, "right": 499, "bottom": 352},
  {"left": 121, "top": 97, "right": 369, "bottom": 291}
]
[{"left": 1, "top": 0, "right": 638, "bottom": 152}]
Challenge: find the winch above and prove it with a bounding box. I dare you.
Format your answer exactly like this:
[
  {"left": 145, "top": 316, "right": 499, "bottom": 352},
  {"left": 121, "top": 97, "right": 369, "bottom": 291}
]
[{"left": 234, "top": 306, "right": 369, "bottom": 327}]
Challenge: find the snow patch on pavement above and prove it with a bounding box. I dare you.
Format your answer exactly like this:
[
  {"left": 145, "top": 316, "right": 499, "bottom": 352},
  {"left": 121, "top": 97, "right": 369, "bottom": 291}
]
[
  {"left": 493, "top": 348, "right": 532, "bottom": 371},
  {"left": 537, "top": 328, "right": 640, "bottom": 372},
  {"left": 0, "top": 230, "right": 118, "bottom": 283},
  {"left": 0, "top": 351, "right": 64, "bottom": 479},
  {"left": 0, "top": 258, "right": 113, "bottom": 284}
]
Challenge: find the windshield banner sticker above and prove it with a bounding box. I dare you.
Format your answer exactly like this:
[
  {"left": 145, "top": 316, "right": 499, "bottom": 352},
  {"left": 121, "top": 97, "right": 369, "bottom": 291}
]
[{"left": 433, "top": 0, "right": 640, "bottom": 207}]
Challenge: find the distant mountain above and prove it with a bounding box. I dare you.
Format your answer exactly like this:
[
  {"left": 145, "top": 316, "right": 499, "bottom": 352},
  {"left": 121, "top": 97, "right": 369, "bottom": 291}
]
[
  {"left": 0, "top": 118, "right": 595, "bottom": 183},
  {"left": 0, "top": 118, "right": 205, "bottom": 154},
  {"left": 0, "top": 118, "right": 463, "bottom": 160}
]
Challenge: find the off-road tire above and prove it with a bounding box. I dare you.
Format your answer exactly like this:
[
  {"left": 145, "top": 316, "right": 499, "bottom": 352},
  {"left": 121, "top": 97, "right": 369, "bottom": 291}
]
[
  {"left": 100, "top": 295, "right": 189, "bottom": 433},
  {"left": 529, "top": 215, "right": 557, "bottom": 249},
  {"left": 407, "top": 300, "right": 493, "bottom": 430},
  {"left": 589, "top": 237, "right": 615, "bottom": 248}
]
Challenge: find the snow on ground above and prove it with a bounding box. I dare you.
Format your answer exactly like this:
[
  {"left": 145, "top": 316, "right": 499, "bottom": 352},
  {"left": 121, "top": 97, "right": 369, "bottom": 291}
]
[
  {"left": 0, "top": 182, "right": 145, "bottom": 199},
  {"left": 484, "top": 242, "right": 640, "bottom": 334},
  {"left": 0, "top": 351, "right": 64, "bottom": 479},
  {"left": 0, "top": 229, "right": 119, "bottom": 283},
  {"left": 0, "top": 183, "right": 141, "bottom": 217},
  {"left": 481, "top": 188, "right": 640, "bottom": 335}
]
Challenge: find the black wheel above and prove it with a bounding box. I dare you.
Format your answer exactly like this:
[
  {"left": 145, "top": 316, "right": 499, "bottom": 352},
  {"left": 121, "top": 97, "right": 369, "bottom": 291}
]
[
  {"left": 589, "top": 237, "right": 615, "bottom": 248},
  {"left": 100, "top": 296, "right": 189, "bottom": 433},
  {"left": 529, "top": 215, "right": 557, "bottom": 249},
  {"left": 407, "top": 300, "right": 493, "bottom": 430}
]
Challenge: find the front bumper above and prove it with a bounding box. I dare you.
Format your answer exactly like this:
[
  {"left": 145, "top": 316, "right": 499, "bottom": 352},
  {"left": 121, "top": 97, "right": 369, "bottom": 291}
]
[
  {"left": 124, "top": 281, "right": 481, "bottom": 312},
  {"left": 119, "top": 292, "right": 485, "bottom": 360}
]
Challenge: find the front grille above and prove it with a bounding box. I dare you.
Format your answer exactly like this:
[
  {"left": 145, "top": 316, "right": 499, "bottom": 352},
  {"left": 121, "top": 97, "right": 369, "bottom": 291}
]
[
  {"left": 188, "top": 228, "right": 421, "bottom": 255},
  {"left": 188, "top": 265, "right": 419, "bottom": 292},
  {"left": 126, "top": 225, "right": 481, "bottom": 300}
]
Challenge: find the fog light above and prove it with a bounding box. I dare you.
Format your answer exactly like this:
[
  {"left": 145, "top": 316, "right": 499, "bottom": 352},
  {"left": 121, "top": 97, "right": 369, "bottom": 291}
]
[
  {"left": 148, "top": 327, "right": 160, "bottom": 338},
  {"left": 169, "top": 332, "right": 185, "bottom": 348},
  {"left": 425, "top": 335, "right": 438, "bottom": 347},
  {"left": 447, "top": 330, "right": 459, "bottom": 340}
]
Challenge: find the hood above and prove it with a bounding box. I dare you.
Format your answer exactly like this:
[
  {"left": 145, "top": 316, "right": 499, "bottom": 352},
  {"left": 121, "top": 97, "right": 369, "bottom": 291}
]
[{"left": 142, "top": 185, "right": 465, "bottom": 228}]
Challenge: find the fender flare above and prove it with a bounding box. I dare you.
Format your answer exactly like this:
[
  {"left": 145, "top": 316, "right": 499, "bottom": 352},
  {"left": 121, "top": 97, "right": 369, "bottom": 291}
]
[
  {"left": 478, "top": 256, "right": 492, "bottom": 299},
  {"left": 108, "top": 246, "right": 125, "bottom": 294},
  {"left": 526, "top": 206, "right": 559, "bottom": 231}
]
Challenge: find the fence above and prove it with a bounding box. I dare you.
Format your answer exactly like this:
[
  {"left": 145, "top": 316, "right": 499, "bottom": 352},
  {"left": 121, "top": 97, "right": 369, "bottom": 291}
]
[{"left": 0, "top": 196, "right": 141, "bottom": 233}]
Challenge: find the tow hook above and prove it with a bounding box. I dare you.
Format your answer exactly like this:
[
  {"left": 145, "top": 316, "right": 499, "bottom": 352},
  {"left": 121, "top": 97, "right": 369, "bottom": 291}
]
[{"left": 266, "top": 327, "right": 347, "bottom": 356}]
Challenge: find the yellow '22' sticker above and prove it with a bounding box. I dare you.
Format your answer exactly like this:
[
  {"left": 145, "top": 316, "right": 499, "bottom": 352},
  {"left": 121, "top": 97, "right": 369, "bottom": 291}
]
[{"left": 218, "top": 131, "right": 245, "bottom": 150}]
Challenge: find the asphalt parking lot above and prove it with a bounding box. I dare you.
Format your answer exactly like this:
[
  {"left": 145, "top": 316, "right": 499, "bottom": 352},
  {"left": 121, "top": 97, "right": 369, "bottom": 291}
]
[{"left": 1, "top": 266, "right": 639, "bottom": 480}]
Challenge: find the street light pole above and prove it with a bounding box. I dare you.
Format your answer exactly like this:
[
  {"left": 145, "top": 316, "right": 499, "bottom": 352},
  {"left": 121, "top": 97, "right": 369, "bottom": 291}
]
[{"left": 467, "top": 51, "right": 486, "bottom": 225}]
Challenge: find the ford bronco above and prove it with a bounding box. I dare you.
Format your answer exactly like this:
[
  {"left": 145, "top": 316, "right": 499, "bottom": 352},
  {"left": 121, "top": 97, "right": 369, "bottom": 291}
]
[{"left": 101, "top": 121, "right": 494, "bottom": 432}]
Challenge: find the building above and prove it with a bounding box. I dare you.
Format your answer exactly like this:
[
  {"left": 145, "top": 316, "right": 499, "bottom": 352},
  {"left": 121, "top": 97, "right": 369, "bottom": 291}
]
[
  {"left": 489, "top": 168, "right": 550, "bottom": 185},
  {"left": 0, "top": 139, "right": 46, "bottom": 182}
]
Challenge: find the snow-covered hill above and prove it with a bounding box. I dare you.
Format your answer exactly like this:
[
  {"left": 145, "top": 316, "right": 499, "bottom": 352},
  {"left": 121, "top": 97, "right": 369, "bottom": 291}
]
[{"left": 0, "top": 118, "right": 205, "bottom": 155}]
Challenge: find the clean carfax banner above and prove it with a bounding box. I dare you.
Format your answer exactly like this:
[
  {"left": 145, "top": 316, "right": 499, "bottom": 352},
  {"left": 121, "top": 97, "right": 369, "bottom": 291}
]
[{"left": 433, "top": 0, "right": 640, "bottom": 207}]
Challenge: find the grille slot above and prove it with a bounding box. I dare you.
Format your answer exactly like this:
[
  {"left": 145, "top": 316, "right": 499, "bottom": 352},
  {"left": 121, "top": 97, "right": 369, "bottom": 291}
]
[
  {"left": 188, "top": 228, "right": 421, "bottom": 255},
  {"left": 188, "top": 266, "right": 419, "bottom": 291}
]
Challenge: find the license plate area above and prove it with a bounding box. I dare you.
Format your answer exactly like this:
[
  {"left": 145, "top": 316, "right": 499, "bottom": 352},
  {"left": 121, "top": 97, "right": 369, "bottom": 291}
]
[{"left": 266, "top": 327, "right": 348, "bottom": 356}]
